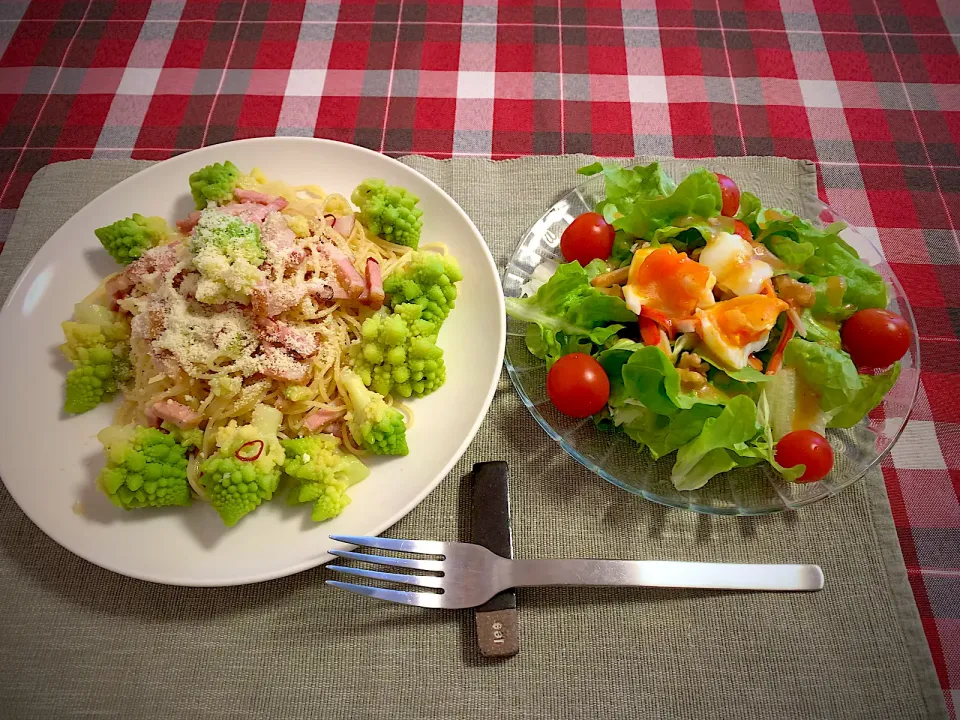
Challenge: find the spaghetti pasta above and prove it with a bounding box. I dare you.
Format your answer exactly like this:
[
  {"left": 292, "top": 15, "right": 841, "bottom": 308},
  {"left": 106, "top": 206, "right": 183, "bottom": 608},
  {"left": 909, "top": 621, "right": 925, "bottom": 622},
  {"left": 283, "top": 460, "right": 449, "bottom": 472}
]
[{"left": 109, "top": 168, "right": 412, "bottom": 463}]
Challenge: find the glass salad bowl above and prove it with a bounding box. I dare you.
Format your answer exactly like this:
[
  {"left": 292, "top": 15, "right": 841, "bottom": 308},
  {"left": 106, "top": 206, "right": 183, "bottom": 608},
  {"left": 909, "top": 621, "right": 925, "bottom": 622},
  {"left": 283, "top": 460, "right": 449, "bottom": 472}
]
[{"left": 502, "top": 174, "right": 920, "bottom": 515}]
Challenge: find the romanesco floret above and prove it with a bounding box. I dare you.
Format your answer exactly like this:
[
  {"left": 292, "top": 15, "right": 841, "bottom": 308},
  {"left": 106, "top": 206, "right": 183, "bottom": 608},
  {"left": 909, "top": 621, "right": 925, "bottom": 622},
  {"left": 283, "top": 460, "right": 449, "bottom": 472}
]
[
  {"left": 94, "top": 213, "right": 170, "bottom": 265},
  {"left": 383, "top": 252, "right": 463, "bottom": 327},
  {"left": 284, "top": 214, "right": 311, "bottom": 238},
  {"left": 200, "top": 404, "right": 285, "bottom": 526},
  {"left": 189, "top": 160, "right": 241, "bottom": 209},
  {"left": 284, "top": 385, "right": 314, "bottom": 403},
  {"left": 281, "top": 435, "right": 370, "bottom": 521},
  {"left": 341, "top": 368, "right": 408, "bottom": 456},
  {"left": 351, "top": 306, "right": 446, "bottom": 398},
  {"left": 161, "top": 423, "right": 204, "bottom": 449},
  {"left": 60, "top": 302, "right": 132, "bottom": 414},
  {"left": 190, "top": 209, "right": 266, "bottom": 304},
  {"left": 210, "top": 375, "right": 242, "bottom": 398},
  {"left": 96, "top": 425, "right": 192, "bottom": 509},
  {"left": 351, "top": 178, "right": 424, "bottom": 249}
]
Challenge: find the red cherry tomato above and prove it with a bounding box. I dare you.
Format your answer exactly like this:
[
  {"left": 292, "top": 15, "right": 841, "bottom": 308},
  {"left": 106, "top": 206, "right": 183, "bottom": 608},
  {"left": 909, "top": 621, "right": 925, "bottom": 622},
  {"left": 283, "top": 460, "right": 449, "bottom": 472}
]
[
  {"left": 716, "top": 173, "right": 741, "bottom": 217},
  {"left": 841, "top": 308, "right": 911, "bottom": 369},
  {"left": 732, "top": 219, "right": 753, "bottom": 242},
  {"left": 546, "top": 353, "right": 610, "bottom": 418},
  {"left": 775, "top": 430, "right": 834, "bottom": 482},
  {"left": 560, "top": 212, "right": 615, "bottom": 266}
]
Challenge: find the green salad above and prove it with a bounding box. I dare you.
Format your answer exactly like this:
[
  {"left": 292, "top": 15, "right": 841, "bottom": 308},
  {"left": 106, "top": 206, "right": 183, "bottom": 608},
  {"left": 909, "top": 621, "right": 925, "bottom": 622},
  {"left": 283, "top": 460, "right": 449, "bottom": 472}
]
[{"left": 506, "top": 162, "right": 910, "bottom": 490}]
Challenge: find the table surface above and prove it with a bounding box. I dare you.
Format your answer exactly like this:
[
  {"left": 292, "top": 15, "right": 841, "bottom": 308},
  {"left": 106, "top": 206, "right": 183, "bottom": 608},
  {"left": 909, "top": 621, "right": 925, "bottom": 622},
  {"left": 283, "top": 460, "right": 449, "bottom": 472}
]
[{"left": 0, "top": 0, "right": 957, "bottom": 714}]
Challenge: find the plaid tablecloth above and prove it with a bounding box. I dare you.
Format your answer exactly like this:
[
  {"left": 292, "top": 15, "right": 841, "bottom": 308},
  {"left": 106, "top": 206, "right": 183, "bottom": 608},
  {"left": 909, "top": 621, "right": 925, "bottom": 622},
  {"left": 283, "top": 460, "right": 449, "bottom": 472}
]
[{"left": 0, "top": 0, "right": 957, "bottom": 713}]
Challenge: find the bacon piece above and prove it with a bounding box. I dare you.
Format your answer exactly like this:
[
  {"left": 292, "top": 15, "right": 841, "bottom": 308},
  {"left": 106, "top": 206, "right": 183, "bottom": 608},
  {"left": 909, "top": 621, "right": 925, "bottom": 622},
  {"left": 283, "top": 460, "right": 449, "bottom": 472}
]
[
  {"left": 256, "top": 318, "right": 319, "bottom": 358},
  {"left": 261, "top": 212, "right": 305, "bottom": 268},
  {"left": 259, "top": 344, "right": 309, "bottom": 382},
  {"left": 302, "top": 409, "right": 345, "bottom": 433},
  {"left": 322, "top": 244, "right": 365, "bottom": 298},
  {"left": 219, "top": 202, "right": 271, "bottom": 225},
  {"left": 250, "top": 279, "right": 332, "bottom": 317},
  {"left": 234, "top": 189, "right": 277, "bottom": 204},
  {"left": 151, "top": 399, "right": 203, "bottom": 429},
  {"left": 265, "top": 197, "right": 288, "bottom": 213},
  {"left": 126, "top": 242, "right": 182, "bottom": 284},
  {"left": 105, "top": 272, "right": 134, "bottom": 310},
  {"left": 333, "top": 215, "right": 355, "bottom": 238},
  {"left": 364, "top": 258, "right": 384, "bottom": 309},
  {"left": 176, "top": 211, "right": 202, "bottom": 233}
]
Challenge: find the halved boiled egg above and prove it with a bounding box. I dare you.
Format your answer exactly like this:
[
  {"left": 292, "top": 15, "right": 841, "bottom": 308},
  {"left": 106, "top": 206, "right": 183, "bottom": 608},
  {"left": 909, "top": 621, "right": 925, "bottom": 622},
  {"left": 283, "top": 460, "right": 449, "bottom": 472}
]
[
  {"left": 623, "top": 245, "right": 715, "bottom": 317},
  {"left": 698, "top": 230, "right": 774, "bottom": 297},
  {"left": 697, "top": 294, "right": 788, "bottom": 370}
]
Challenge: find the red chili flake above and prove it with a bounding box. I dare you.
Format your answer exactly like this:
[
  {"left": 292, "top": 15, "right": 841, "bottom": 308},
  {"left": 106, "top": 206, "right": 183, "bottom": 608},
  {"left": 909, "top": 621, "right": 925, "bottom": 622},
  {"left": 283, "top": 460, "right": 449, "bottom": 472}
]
[
  {"left": 324, "top": 214, "right": 336, "bottom": 225},
  {"left": 235, "top": 440, "right": 264, "bottom": 462}
]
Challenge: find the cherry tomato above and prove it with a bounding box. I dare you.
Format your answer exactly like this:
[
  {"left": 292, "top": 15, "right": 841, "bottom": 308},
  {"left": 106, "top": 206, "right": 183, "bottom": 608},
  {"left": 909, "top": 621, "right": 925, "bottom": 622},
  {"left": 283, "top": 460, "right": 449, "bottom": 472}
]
[
  {"left": 775, "top": 430, "right": 834, "bottom": 483},
  {"left": 716, "top": 173, "right": 741, "bottom": 217},
  {"left": 841, "top": 308, "right": 911, "bottom": 369},
  {"left": 560, "top": 212, "right": 615, "bottom": 266},
  {"left": 546, "top": 353, "right": 610, "bottom": 418},
  {"left": 732, "top": 219, "right": 753, "bottom": 242}
]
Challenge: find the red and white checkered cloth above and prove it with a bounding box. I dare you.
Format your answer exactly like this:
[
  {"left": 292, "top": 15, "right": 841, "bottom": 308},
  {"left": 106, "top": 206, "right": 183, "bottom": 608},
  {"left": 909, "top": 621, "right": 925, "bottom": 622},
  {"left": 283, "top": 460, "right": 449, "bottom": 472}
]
[{"left": 1, "top": 0, "right": 958, "bottom": 712}]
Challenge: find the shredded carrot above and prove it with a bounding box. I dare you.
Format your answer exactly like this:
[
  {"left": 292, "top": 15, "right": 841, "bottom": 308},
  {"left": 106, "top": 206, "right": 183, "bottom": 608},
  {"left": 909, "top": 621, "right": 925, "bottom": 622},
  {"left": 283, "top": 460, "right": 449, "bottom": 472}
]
[
  {"left": 760, "top": 278, "right": 776, "bottom": 297},
  {"left": 639, "top": 316, "right": 661, "bottom": 346},
  {"left": 765, "top": 316, "right": 796, "bottom": 375},
  {"left": 639, "top": 306, "right": 677, "bottom": 340}
]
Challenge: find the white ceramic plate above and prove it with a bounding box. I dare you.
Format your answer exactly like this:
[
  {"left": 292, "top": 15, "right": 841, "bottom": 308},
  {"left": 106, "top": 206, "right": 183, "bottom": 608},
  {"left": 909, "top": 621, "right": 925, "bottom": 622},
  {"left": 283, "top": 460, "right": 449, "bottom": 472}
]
[{"left": 0, "top": 138, "right": 504, "bottom": 586}]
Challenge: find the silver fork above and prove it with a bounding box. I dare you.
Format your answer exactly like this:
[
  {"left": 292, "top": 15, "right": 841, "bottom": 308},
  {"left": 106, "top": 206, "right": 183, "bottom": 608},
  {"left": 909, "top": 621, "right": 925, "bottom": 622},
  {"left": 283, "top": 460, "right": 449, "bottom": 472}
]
[{"left": 326, "top": 535, "right": 825, "bottom": 609}]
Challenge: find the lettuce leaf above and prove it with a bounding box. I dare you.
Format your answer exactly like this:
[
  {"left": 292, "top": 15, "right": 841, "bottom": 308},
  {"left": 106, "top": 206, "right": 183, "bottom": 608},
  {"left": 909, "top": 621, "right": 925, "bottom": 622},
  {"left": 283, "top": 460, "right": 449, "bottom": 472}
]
[
  {"left": 782, "top": 338, "right": 861, "bottom": 413},
  {"left": 670, "top": 395, "right": 761, "bottom": 490},
  {"left": 650, "top": 219, "right": 714, "bottom": 254},
  {"left": 619, "top": 345, "right": 728, "bottom": 416},
  {"left": 612, "top": 403, "right": 721, "bottom": 460},
  {"left": 578, "top": 161, "right": 678, "bottom": 225},
  {"left": 767, "top": 235, "right": 815, "bottom": 267},
  {"left": 735, "top": 191, "right": 762, "bottom": 233},
  {"left": 827, "top": 362, "right": 901, "bottom": 429},
  {"left": 802, "top": 242, "right": 887, "bottom": 311},
  {"left": 800, "top": 309, "right": 842, "bottom": 349},
  {"left": 602, "top": 168, "right": 722, "bottom": 239},
  {"left": 506, "top": 261, "right": 636, "bottom": 366}
]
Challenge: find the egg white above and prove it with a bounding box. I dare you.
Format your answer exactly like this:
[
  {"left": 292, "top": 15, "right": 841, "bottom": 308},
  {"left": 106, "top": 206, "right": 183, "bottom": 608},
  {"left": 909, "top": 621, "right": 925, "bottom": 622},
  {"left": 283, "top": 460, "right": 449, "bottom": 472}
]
[
  {"left": 698, "top": 230, "right": 773, "bottom": 297},
  {"left": 697, "top": 310, "right": 771, "bottom": 370}
]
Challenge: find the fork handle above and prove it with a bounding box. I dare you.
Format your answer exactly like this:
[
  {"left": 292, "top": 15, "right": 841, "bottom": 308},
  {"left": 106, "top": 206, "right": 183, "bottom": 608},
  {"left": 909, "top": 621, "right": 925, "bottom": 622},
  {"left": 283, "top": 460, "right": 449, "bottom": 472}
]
[{"left": 507, "top": 559, "right": 823, "bottom": 592}]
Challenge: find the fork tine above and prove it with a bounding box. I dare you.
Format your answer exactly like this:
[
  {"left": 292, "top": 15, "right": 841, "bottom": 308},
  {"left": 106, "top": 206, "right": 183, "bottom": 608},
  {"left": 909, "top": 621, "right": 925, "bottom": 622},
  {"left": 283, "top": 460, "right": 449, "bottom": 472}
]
[
  {"left": 328, "top": 565, "right": 444, "bottom": 588},
  {"left": 328, "top": 549, "right": 445, "bottom": 572},
  {"left": 326, "top": 580, "right": 444, "bottom": 608},
  {"left": 329, "top": 535, "right": 447, "bottom": 555}
]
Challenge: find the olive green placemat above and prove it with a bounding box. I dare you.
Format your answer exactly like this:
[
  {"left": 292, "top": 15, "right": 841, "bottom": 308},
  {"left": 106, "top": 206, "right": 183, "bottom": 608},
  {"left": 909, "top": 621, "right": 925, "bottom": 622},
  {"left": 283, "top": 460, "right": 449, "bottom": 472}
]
[{"left": 0, "top": 156, "right": 947, "bottom": 720}]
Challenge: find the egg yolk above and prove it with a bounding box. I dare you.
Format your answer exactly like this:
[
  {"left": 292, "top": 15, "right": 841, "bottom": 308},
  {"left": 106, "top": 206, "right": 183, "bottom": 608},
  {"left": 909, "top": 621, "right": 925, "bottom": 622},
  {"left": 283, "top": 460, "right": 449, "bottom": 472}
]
[
  {"left": 701, "top": 294, "right": 788, "bottom": 347},
  {"left": 626, "top": 246, "right": 714, "bottom": 317}
]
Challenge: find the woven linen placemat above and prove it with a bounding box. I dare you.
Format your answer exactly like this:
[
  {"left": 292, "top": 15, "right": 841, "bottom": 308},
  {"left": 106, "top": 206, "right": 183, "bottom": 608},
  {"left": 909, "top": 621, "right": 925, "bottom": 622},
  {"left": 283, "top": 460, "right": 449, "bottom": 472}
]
[{"left": 0, "top": 156, "right": 947, "bottom": 720}]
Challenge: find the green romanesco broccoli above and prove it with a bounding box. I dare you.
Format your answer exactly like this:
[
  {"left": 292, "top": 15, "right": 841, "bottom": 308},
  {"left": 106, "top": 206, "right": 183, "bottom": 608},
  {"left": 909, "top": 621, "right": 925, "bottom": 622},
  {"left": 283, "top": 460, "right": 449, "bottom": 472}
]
[
  {"left": 281, "top": 435, "right": 370, "bottom": 521},
  {"left": 190, "top": 208, "right": 266, "bottom": 304},
  {"left": 284, "top": 385, "right": 315, "bottom": 403},
  {"left": 351, "top": 178, "right": 424, "bottom": 249},
  {"left": 94, "top": 213, "right": 170, "bottom": 265},
  {"left": 210, "top": 375, "right": 242, "bottom": 398},
  {"left": 96, "top": 425, "right": 192, "bottom": 509},
  {"left": 383, "top": 251, "right": 463, "bottom": 327},
  {"left": 60, "top": 302, "right": 132, "bottom": 414},
  {"left": 188, "top": 160, "right": 241, "bottom": 209},
  {"left": 351, "top": 305, "right": 446, "bottom": 398},
  {"left": 200, "top": 404, "right": 285, "bottom": 526},
  {"left": 341, "top": 368, "right": 408, "bottom": 456}
]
